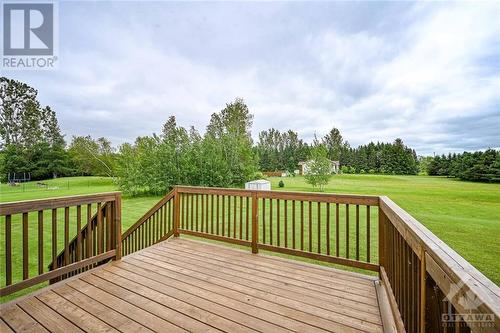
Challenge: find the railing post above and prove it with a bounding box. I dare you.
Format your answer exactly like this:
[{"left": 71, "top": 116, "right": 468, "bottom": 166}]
[
  {"left": 378, "top": 205, "right": 387, "bottom": 277},
  {"left": 251, "top": 191, "right": 258, "bottom": 254},
  {"left": 114, "top": 193, "right": 122, "bottom": 260},
  {"left": 174, "top": 186, "right": 180, "bottom": 237}
]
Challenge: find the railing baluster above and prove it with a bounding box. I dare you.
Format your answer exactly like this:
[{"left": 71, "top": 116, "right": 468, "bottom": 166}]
[
  {"left": 326, "top": 203, "right": 330, "bottom": 256},
  {"left": 216, "top": 195, "right": 220, "bottom": 235},
  {"left": 232, "top": 196, "right": 236, "bottom": 238},
  {"left": 277, "top": 199, "right": 280, "bottom": 247},
  {"left": 269, "top": 198, "right": 273, "bottom": 245},
  {"left": 245, "top": 197, "right": 249, "bottom": 241},
  {"left": 366, "top": 206, "right": 370, "bottom": 262},
  {"left": 211, "top": 195, "right": 215, "bottom": 234},
  {"left": 5, "top": 215, "right": 12, "bottom": 286},
  {"left": 22, "top": 213, "right": 29, "bottom": 280},
  {"left": 239, "top": 196, "right": 243, "bottom": 240},
  {"left": 284, "top": 199, "right": 288, "bottom": 248},
  {"left": 222, "top": 195, "right": 226, "bottom": 236},
  {"left": 262, "top": 198, "right": 266, "bottom": 244},
  {"left": 205, "top": 194, "right": 209, "bottom": 234},
  {"left": 97, "top": 203, "right": 103, "bottom": 254},
  {"left": 292, "top": 200, "right": 296, "bottom": 249},
  {"left": 38, "top": 211, "right": 44, "bottom": 274},
  {"left": 346, "top": 204, "right": 350, "bottom": 258},
  {"left": 300, "top": 201, "right": 304, "bottom": 251},
  {"left": 200, "top": 194, "right": 203, "bottom": 232},
  {"left": 64, "top": 207, "right": 70, "bottom": 266},
  {"left": 106, "top": 204, "right": 111, "bottom": 250},
  {"left": 335, "top": 203, "right": 339, "bottom": 257},
  {"left": 356, "top": 204, "right": 360, "bottom": 261},
  {"left": 251, "top": 191, "right": 258, "bottom": 254},
  {"left": 197, "top": 194, "right": 200, "bottom": 232},
  {"left": 190, "top": 194, "right": 194, "bottom": 231},
  {"left": 76, "top": 206, "right": 81, "bottom": 262},
  {"left": 87, "top": 204, "right": 92, "bottom": 259},
  {"left": 317, "top": 202, "right": 321, "bottom": 254},
  {"left": 308, "top": 201, "right": 312, "bottom": 252},
  {"left": 52, "top": 208, "right": 58, "bottom": 270}
]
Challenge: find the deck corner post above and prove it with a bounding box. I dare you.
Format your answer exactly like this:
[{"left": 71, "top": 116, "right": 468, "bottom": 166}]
[
  {"left": 114, "top": 192, "right": 122, "bottom": 260},
  {"left": 251, "top": 191, "right": 258, "bottom": 254},
  {"left": 173, "top": 186, "right": 180, "bottom": 237}
]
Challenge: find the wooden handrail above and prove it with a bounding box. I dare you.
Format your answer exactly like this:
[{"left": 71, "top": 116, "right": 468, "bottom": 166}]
[
  {"left": 379, "top": 196, "right": 500, "bottom": 333},
  {"left": 0, "top": 192, "right": 120, "bottom": 215},
  {"left": 1, "top": 192, "right": 122, "bottom": 297}
]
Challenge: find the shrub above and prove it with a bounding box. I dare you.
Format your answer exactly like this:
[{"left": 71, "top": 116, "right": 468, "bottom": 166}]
[
  {"left": 369, "top": 169, "right": 376, "bottom": 174},
  {"left": 278, "top": 180, "right": 285, "bottom": 188},
  {"left": 360, "top": 169, "right": 366, "bottom": 174}
]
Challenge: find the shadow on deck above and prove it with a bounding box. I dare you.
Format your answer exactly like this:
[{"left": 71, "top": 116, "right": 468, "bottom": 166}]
[{"left": 0, "top": 237, "right": 395, "bottom": 333}]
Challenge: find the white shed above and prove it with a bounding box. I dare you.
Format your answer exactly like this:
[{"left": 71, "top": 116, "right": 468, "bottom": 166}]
[{"left": 245, "top": 179, "right": 271, "bottom": 191}]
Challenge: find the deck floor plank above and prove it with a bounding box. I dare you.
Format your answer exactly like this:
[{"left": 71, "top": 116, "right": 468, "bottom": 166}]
[
  {"left": 168, "top": 239, "right": 375, "bottom": 288},
  {"left": 36, "top": 290, "right": 120, "bottom": 333},
  {"left": 149, "top": 244, "right": 378, "bottom": 303},
  {"left": 17, "top": 297, "right": 84, "bottom": 333},
  {"left": 134, "top": 248, "right": 381, "bottom": 318},
  {"left": 0, "top": 318, "right": 15, "bottom": 333},
  {"left": 1, "top": 237, "right": 389, "bottom": 333},
  {"left": 1, "top": 305, "right": 49, "bottom": 333},
  {"left": 104, "top": 262, "right": 332, "bottom": 333},
  {"left": 65, "top": 278, "right": 188, "bottom": 333},
  {"left": 52, "top": 284, "right": 153, "bottom": 333}
]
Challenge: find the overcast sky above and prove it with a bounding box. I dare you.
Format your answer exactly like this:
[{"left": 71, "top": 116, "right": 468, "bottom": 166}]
[{"left": 4, "top": 1, "right": 500, "bottom": 155}]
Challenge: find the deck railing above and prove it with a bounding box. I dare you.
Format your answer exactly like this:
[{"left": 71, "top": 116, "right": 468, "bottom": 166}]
[
  {"left": 121, "top": 190, "right": 175, "bottom": 255},
  {"left": 0, "top": 192, "right": 121, "bottom": 297},
  {"left": 1, "top": 186, "right": 498, "bottom": 333},
  {"left": 125, "top": 186, "right": 499, "bottom": 333}
]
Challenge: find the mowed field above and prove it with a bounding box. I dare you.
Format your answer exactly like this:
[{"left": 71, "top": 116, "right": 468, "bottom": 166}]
[
  {"left": 1, "top": 175, "right": 499, "bottom": 302},
  {"left": 267, "top": 175, "right": 500, "bottom": 285}
]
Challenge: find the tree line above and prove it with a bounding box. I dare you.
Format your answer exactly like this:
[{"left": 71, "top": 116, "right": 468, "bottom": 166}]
[
  {"left": 256, "top": 127, "right": 419, "bottom": 175},
  {"left": 426, "top": 150, "right": 500, "bottom": 182}
]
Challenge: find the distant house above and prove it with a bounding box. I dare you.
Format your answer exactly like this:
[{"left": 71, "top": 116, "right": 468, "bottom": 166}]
[{"left": 298, "top": 160, "right": 340, "bottom": 175}]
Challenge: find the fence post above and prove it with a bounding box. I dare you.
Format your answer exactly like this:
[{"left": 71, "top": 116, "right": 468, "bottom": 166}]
[
  {"left": 173, "top": 187, "right": 180, "bottom": 237},
  {"left": 251, "top": 191, "right": 258, "bottom": 254},
  {"left": 114, "top": 193, "right": 122, "bottom": 260}
]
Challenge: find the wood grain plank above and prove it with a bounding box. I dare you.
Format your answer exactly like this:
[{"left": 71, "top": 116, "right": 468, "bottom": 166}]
[
  {"left": 66, "top": 278, "right": 186, "bottom": 332},
  {"left": 1, "top": 305, "right": 49, "bottom": 332},
  {"left": 108, "top": 259, "right": 366, "bottom": 333},
  {"left": 37, "top": 290, "right": 119, "bottom": 332},
  {"left": 18, "top": 297, "right": 84, "bottom": 333},
  {"left": 53, "top": 284, "right": 153, "bottom": 333}
]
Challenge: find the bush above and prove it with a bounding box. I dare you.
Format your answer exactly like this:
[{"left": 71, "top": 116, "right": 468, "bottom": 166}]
[
  {"left": 360, "top": 169, "right": 366, "bottom": 174},
  {"left": 278, "top": 180, "right": 285, "bottom": 188},
  {"left": 369, "top": 169, "right": 376, "bottom": 174}
]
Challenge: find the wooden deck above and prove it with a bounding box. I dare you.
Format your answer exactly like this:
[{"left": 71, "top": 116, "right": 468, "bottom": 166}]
[{"left": 1, "top": 237, "right": 394, "bottom": 333}]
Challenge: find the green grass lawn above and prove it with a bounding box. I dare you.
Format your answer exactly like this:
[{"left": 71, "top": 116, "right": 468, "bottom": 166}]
[
  {"left": 267, "top": 174, "right": 500, "bottom": 285},
  {"left": 1, "top": 174, "right": 499, "bottom": 303}
]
